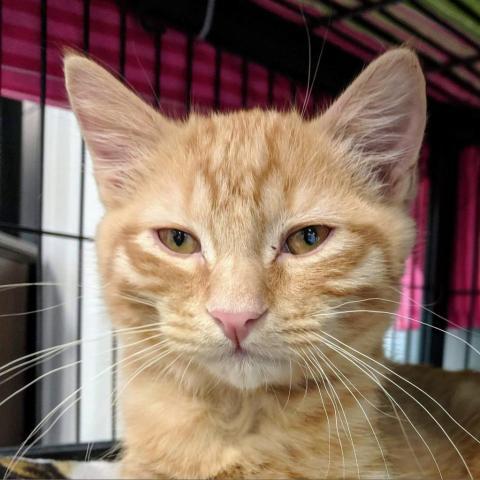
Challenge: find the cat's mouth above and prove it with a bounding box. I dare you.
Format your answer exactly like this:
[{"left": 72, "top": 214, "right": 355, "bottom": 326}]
[
  {"left": 221, "top": 346, "right": 288, "bottom": 370},
  {"left": 200, "top": 343, "right": 278, "bottom": 364},
  {"left": 230, "top": 347, "right": 265, "bottom": 365},
  {"left": 201, "top": 346, "right": 291, "bottom": 389},
  {"left": 233, "top": 345, "right": 248, "bottom": 357}
]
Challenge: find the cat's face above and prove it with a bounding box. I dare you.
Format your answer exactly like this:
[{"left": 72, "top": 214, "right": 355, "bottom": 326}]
[{"left": 65, "top": 49, "right": 426, "bottom": 390}]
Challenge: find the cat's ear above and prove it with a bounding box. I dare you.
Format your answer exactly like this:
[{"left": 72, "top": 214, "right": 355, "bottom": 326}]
[
  {"left": 314, "top": 48, "right": 426, "bottom": 204},
  {"left": 64, "top": 54, "right": 171, "bottom": 208}
]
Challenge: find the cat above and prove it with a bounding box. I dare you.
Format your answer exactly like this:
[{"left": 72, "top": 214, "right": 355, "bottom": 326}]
[{"left": 64, "top": 48, "right": 480, "bottom": 479}]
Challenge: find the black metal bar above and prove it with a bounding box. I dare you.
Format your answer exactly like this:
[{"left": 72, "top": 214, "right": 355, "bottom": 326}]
[
  {"left": 379, "top": 66, "right": 453, "bottom": 106},
  {"left": 32, "top": 0, "right": 47, "bottom": 446},
  {"left": 154, "top": 32, "right": 162, "bottom": 106},
  {"left": 241, "top": 57, "right": 248, "bottom": 109},
  {"left": 267, "top": 70, "right": 274, "bottom": 107},
  {"left": 75, "top": 0, "right": 90, "bottom": 445},
  {"left": 434, "top": 53, "right": 480, "bottom": 73},
  {"left": 450, "top": 0, "right": 480, "bottom": 25},
  {"left": 82, "top": 0, "right": 90, "bottom": 53},
  {"left": 282, "top": 0, "right": 404, "bottom": 27},
  {"left": 275, "top": 0, "right": 377, "bottom": 56},
  {"left": 214, "top": 46, "right": 222, "bottom": 109},
  {"left": 309, "top": 18, "right": 375, "bottom": 59},
  {"left": 409, "top": 0, "right": 479, "bottom": 52},
  {"left": 463, "top": 162, "right": 480, "bottom": 368},
  {"left": 185, "top": 35, "right": 194, "bottom": 113},
  {"left": 275, "top": 0, "right": 466, "bottom": 104},
  {"left": 0, "top": 99, "right": 22, "bottom": 226},
  {"left": 125, "top": 0, "right": 366, "bottom": 96},
  {"left": 290, "top": 80, "right": 297, "bottom": 108},
  {"left": 420, "top": 134, "right": 460, "bottom": 367},
  {"left": 39, "top": 0, "right": 47, "bottom": 233},
  {"left": 119, "top": 5, "right": 127, "bottom": 78},
  {"left": 0, "top": 222, "right": 94, "bottom": 242},
  {"left": 275, "top": 0, "right": 378, "bottom": 91},
  {"left": 428, "top": 101, "right": 480, "bottom": 145},
  {"left": 311, "top": 89, "right": 321, "bottom": 115},
  {"left": 378, "top": 5, "right": 480, "bottom": 82},
  {"left": 0, "top": 0, "right": 2, "bottom": 92},
  {"left": 0, "top": 441, "right": 120, "bottom": 461},
  {"left": 318, "top": 27, "right": 456, "bottom": 104},
  {"left": 24, "top": 261, "right": 39, "bottom": 442},
  {"left": 317, "top": 0, "right": 480, "bottom": 100}
]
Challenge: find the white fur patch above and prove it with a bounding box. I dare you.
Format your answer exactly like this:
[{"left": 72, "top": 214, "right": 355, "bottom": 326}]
[
  {"left": 70, "top": 460, "right": 120, "bottom": 479},
  {"left": 204, "top": 354, "right": 290, "bottom": 390}
]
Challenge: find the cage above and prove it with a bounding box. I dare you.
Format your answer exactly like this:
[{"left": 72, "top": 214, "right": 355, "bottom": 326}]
[{"left": 0, "top": 0, "right": 478, "bottom": 462}]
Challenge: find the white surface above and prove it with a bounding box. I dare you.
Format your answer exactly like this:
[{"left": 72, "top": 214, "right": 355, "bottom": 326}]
[
  {"left": 70, "top": 460, "right": 120, "bottom": 479},
  {"left": 79, "top": 242, "right": 113, "bottom": 442},
  {"left": 40, "top": 236, "right": 79, "bottom": 445},
  {"left": 443, "top": 328, "right": 480, "bottom": 371},
  {"left": 384, "top": 327, "right": 421, "bottom": 364},
  {"left": 42, "top": 108, "right": 82, "bottom": 235},
  {"left": 42, "top": 105, "right": 105, "bottom": 238},
  {"left": 39, "top": 105, "right": 111, "bottom": 445}
]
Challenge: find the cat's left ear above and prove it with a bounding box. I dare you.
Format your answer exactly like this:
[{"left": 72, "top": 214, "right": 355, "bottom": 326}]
[
  {"left": 64, "top": 54, "right": 174, "bottom": 208},
  {"left": 313, "top": 48, "right": 427, "bottom": 205}
]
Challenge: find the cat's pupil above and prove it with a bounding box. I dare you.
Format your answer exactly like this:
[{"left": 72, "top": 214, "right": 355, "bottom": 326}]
[
  {"left": 172, "top": 230, "right": 186, "bottom": 246},
  {"left": 303, "top": 227, "right": 318, "bottom": 245}
]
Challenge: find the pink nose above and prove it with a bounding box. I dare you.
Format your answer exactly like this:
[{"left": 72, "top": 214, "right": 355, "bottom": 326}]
[{"left": 209, "top": 309, "right": 265, "bottom": 346}]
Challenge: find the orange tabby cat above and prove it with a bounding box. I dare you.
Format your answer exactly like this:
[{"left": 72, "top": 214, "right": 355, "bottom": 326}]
[{"left": 65, "top": 48, "right": 480, "bottom": 479}]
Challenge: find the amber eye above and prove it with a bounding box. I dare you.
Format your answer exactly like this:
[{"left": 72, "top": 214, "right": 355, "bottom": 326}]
[
  {"left": 285, "top": 225, "right": 331, "bottom": 255},
  {"left": 157, "top": 229, "right": 200, "bottom": 254}
]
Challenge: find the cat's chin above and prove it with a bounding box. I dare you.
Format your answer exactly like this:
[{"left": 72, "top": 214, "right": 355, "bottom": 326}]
[{"left": 203, "top": 353, "right": 291, "bottom": 390}]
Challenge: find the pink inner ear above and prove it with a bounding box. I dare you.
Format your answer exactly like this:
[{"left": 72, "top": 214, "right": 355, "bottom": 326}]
[
  {"left": 66, "top": 54, "right": 167, "bottom": 207},
  {"left": 326, "top": 69, "right": 425, "bottom": 201}
]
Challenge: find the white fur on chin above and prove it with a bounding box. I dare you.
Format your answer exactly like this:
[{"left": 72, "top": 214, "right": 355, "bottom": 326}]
[{"left": 204, "top": 354, "right": 291, "bottom": 390}]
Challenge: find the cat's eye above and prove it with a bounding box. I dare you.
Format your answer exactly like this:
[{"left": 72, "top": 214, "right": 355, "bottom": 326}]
[
  {"left": 284, "top": 225, "right": 331, "bottom": 255},
  {"left": 157, "top": 229, "right": 200, "bottom": 255}
]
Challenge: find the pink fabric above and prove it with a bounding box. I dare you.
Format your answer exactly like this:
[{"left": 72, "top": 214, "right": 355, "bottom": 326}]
[
  {"left": 3, "top": 0, "right": 480, "bottom": 110},
  {"left": 252, "top": 0, "right": 324, "bottom": 22},
  {"left": 395, "top": 146, "right": 430, "bottom": 331},
  {"left": 391, "top": 3, "right": 478, "bottom": 59},
  {"left": 448, "top": 147, "right": 480, "bottom": 329},
  {"left": 313, "top": 26, "right": 374, "bottom": 62},
  {"left": 250, "top": 0, "right": 306, "bottom": 25},
  {"left": 1, "top": 0, "right": 297, "bottom": 113}
]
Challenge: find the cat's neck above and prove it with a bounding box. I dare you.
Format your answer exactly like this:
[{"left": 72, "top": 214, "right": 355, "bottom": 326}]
[{"left": 120, "top": 355, "right": 382, "bottom": 478}]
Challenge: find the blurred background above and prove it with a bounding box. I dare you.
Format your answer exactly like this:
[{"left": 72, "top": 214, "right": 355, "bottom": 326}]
[{"left": 0, "top": 0, "right": 478, "bottom": 460}]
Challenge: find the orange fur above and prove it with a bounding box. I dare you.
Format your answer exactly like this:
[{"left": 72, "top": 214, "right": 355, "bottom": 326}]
[{"left": 64, "top": 49, "right": 480, "bottom": 479}]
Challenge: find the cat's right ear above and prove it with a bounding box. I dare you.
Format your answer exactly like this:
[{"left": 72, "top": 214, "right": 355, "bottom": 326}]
[
  {"left": 64, "top": 54, "right": 171, "bottom": 208},
  {"left": 313, "top": 48, "right": 427, "bottom": 206}
]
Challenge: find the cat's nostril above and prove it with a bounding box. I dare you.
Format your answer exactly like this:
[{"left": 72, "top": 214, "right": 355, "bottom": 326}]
[
  {"left": 209, "top": 309, "right": 266, "bottom": 345},
  {"left": 245, "top": 317, "right": 257, "bottom": 327}
]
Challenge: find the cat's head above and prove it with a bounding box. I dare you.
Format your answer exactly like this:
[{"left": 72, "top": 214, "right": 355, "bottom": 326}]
[{"left": 65, "top": 48, "right": 426, "bottom": 390}]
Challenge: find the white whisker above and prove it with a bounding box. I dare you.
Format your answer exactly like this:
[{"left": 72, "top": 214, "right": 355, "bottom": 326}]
[{"left": 292, "top": 349, "right": 333, "bottom": 479}]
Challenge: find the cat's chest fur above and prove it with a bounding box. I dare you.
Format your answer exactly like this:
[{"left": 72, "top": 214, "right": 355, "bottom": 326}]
[{"left": 120, "top": 369, "right": 387, "bottom": 479}]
